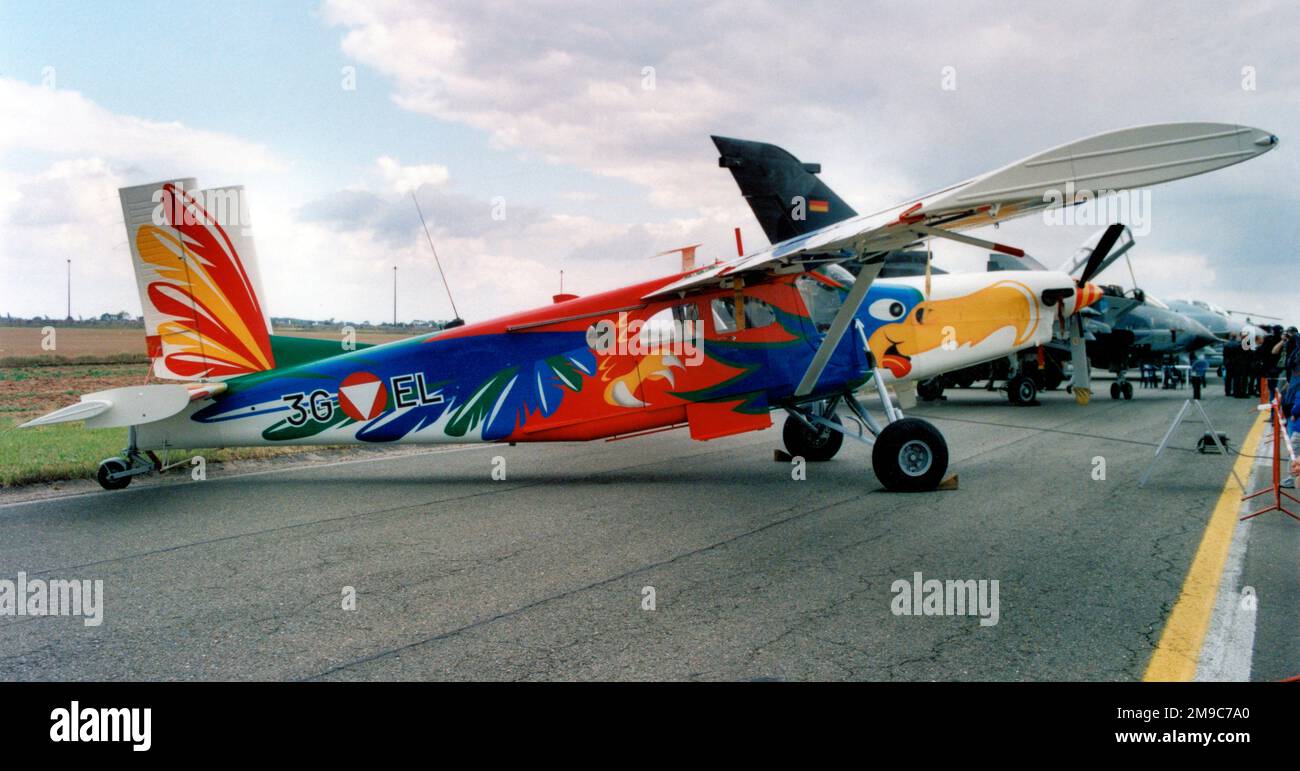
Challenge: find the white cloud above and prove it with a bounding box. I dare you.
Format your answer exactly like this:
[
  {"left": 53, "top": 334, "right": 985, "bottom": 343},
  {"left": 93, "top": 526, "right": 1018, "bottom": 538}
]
[
  {"left": 0, "top": 78, "right": 285, "bottom": 320},
  {"left": 4, "top": 3, "right": 1300, "bottom": 330},
  {"left": 376, "top": 155, "right": 450, "bottom": 194},
  {"left": 0, "top": 79, "right": 281, "bottom": 179},
  {"left": 320, "top": 0, "right": 1299, "bottom": 297}
]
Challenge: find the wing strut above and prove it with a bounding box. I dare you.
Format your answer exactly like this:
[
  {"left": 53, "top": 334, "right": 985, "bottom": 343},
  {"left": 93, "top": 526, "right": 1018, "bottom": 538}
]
[
  {"left": 794, "top": 253, "right": 886, "bottom": 398},
  {"left": 907, "top": 223, "right": 1025, "bottom": 257}
]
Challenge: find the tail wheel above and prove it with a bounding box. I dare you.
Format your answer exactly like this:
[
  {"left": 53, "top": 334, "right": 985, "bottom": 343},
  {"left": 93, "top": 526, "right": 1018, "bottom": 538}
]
[
  {"left": 783, "top": 413, "right": 844, "bottom": 462},
  {"left": 96, "top": 458, "right": 132, "bottom": 491},
  {"left": 1008, "top": 375, "right": 1037, "bottom": 406},
  {"left": 872, "top": 418, "right": 948, "bottom": 492}
]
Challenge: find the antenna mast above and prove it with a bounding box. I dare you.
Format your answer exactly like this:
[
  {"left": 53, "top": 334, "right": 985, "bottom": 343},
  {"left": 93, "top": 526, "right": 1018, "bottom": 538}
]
[{"left": 412, "top": 192, "right": 463, "bottom": 324}]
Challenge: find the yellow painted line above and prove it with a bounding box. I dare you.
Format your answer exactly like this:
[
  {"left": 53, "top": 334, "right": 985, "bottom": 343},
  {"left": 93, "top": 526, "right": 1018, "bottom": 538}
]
[{"left": 1143, "top": 411, "right": 1267, "bottom": 681}]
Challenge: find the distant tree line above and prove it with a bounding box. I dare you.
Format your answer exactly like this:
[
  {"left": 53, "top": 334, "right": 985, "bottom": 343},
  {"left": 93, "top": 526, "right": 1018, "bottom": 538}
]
[{"left": 1, "top": 314, "right": 455, "bottom": 332}]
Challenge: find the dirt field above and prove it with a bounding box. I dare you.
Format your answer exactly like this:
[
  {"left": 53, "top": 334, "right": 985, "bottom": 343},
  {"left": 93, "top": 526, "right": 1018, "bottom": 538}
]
[
  {"left": 0, "top": 326, "right": 148, "bottom": 359},
  {"left": 1, "top": 362, "right": 147, "bottom": 423}
]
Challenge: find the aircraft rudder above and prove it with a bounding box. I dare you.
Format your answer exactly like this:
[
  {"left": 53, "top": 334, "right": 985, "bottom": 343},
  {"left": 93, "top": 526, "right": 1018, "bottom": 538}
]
[{"left": 118, "top": 179, "right": 275, "bottom": 380}]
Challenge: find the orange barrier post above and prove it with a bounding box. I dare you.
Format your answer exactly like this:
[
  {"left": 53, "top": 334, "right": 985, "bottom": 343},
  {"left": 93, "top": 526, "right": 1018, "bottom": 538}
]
[{"left": 1241, "top": 392, "right": 1300, "bottom": 522}]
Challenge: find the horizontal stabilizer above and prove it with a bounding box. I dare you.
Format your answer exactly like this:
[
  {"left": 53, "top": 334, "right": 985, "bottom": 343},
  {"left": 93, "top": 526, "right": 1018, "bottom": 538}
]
[
  {"left": 19, "top": 382, "right": 227, "bottom": 429},
  {"left": 19, "top": 400, "right": 112, "bottom": 428}
]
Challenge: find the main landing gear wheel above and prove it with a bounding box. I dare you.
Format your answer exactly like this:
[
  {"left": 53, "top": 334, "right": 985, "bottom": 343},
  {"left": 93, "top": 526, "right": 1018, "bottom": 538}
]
[
  {"left": 872, "top": 418, "right": 949, "bottom": 492},
  {"left": 1121, "top": 381, "right": 1133, "bottom": 400},
  {"left": 1008, "top": 374, "right": 1037, "bottom": 406},
  {"left": 1110, "top": 382, "right": 1120, "bottom": 399},
  {"left": 96, "top": 457, "right": 132, "bottom": 490},
  {"left": 783, "top": 413, "right": 844, "bottom": 462}
]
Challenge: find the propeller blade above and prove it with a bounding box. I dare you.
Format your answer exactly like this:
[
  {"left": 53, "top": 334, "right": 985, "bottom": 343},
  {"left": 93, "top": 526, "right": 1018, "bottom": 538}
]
[{"left": 1077, "top": 223, "right": 1126, "bottom": 286}]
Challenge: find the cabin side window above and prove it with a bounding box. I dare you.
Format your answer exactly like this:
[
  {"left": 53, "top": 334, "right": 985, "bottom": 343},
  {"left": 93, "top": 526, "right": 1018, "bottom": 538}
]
[
  {"left": 711, "top": 294, "right": 777, "bottom": 334},
  {"left": 639, "top": 301, "right": 701, "bottom": 349}
]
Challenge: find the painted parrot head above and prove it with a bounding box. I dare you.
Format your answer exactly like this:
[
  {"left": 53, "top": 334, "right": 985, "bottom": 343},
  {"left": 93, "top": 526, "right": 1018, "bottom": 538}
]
[
  {"left": 855, "top": 284, "right": 925, "bottom": 376},
  {"left": 867, "top": 280, "right": 1041, "bottom": 379}
]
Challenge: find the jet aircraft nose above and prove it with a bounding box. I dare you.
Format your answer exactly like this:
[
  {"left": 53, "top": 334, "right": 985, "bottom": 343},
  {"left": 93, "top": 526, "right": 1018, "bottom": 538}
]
[{"left": 1185, "top": 318, "right": 1220, "bottom": 352}]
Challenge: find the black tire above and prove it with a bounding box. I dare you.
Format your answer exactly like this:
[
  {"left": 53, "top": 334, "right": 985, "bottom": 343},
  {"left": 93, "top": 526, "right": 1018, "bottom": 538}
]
[
  {"left": 872, "top": 418, "right": 949, "bottom": 492},
  {"left": 1110, "top": 382, "right": 1120, "bottom": 399},
  {"left": 96, "top": 458, "right": 131, "bottom": 490},
  {"left": 1008, "top": 375, "right": 1037, "bottom": 406},
  {"left": 1037, "top": 368, "right": 1063, "bottom": 391},
  {"left": 783, "top": 413, "right": 844, "bottom": 462},
  {"left": 1121, "top": 381, "right": 1133, "bottom": 400},
  {"left": 916, "top": 377, "right": 945, "bottom": 401}
]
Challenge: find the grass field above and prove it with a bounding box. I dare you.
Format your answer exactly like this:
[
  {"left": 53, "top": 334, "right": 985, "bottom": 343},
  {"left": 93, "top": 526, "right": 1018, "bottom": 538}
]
[{"left": 0, "top": 325, "right": 414, "bottom": 487}]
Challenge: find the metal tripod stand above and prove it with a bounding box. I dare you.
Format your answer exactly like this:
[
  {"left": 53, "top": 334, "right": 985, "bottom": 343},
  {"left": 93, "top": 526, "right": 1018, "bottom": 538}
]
[{"left": 1138, "top": 392, "right": 1243, "bottom": 490}]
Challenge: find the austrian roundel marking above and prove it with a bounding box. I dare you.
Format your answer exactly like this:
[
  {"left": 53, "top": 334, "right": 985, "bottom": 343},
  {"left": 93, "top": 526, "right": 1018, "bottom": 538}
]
[{"left": 338, "top": 371, "right": 387, "bottom": 421}]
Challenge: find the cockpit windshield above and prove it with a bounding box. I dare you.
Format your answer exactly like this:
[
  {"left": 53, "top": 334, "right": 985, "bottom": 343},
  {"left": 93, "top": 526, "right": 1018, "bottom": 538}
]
[{"left": 795, "top": 265, "right": 855, "bottom": 332}]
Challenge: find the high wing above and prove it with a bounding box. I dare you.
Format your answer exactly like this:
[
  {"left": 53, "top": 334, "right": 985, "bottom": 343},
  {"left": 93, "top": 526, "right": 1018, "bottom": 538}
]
[{"left": 647, "top": 123, "right": 1277, "bottom": 301}]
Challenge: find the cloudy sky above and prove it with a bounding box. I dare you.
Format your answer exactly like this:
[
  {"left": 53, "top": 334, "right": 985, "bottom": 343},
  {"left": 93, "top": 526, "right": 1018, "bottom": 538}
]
[{"left": 1, "top": 0, "right": 1296, "bottom": 326}]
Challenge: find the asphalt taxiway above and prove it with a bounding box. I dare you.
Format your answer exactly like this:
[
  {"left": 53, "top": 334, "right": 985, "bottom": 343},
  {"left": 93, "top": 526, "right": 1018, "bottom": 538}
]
[{"left": 0, "top": 382, "right": 1293, "bottom": 680}]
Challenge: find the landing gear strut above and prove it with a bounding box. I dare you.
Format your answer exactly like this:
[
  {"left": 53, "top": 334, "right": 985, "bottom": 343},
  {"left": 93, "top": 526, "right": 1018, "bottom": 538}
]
[{"left": 782, "top": 365, "right": 949, "bottom": 492}]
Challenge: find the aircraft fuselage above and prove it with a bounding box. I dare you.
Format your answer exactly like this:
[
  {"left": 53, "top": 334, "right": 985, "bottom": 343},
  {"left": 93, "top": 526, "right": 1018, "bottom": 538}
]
[{"left": 136, "top": 268, "right": 1093, "bottom": 450}]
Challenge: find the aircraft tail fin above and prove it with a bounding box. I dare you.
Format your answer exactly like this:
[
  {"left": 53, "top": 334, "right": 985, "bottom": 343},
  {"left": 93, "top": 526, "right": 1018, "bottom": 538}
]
[
  {"left": 119, "top": 180, "right": 276, "bottom": 380},
  {"left": 712, "top": 136, "right": 857, "bottom": 244}
]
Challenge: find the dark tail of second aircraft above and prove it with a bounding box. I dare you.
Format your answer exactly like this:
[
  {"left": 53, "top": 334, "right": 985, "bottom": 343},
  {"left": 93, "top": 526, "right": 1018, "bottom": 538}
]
[{"left": 712, "top": 135, "right": 857, "bottom": 244}]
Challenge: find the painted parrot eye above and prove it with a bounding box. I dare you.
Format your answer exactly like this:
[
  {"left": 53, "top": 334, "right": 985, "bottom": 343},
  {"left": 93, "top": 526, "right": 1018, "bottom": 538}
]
[{"left": 869, "top": 299, "right": 908, "bottom": 321}]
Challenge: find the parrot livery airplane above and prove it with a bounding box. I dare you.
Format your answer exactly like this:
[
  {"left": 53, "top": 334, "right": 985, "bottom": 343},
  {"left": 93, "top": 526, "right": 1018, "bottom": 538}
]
[{"left": 22, "top": 123, "right": 1277, "bottom": 492}]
